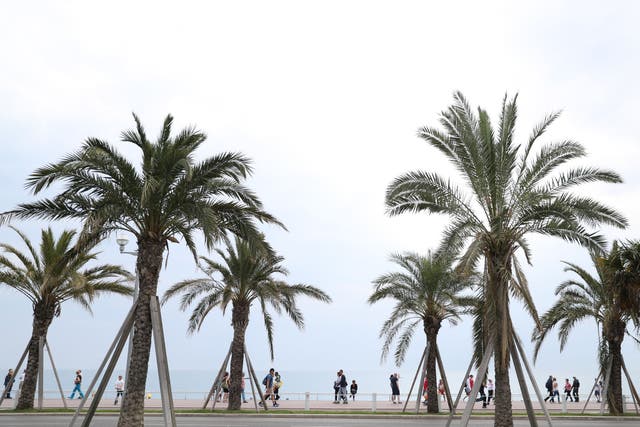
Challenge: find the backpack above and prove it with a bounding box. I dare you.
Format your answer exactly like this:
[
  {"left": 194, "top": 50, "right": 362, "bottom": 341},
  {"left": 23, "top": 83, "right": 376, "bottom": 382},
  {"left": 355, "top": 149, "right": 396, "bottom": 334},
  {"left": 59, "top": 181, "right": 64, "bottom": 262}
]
[{"left": 262, "top": 375, "right": 269, "bottom": 386}]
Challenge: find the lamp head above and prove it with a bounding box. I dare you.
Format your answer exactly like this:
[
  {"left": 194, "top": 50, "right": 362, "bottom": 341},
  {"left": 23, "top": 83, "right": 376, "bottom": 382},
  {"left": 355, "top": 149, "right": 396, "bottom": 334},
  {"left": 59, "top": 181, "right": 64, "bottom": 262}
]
[{"left": 116, "top": 235, "right": 129, "bottom": 253}]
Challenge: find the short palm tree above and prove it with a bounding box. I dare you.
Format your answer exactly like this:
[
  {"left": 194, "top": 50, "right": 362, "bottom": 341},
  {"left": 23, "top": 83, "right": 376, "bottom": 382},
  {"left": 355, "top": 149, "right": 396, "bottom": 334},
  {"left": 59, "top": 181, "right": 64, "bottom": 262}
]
[
  {"left": 385, "top": 92, "right": 627, "bottom": 427},
  {"left": 0, "top": 114, "right": 282, "bottom": 426},
  {"left": 0, "top": 227, "right": 132, "bottom": 410},
  {"left": 162, "top": 236, "right": 331, "bottom": 410},
  {"left": 534, "top": 244, "right": 639, "bottom": 414},
  {"left": 369, "top": 251, "right": 469, "bottom": 413}
]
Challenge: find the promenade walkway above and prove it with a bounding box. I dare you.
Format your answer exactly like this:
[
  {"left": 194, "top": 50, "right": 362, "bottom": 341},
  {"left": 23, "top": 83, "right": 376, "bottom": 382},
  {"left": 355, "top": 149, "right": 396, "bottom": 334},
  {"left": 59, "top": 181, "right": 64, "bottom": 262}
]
[{"left": 1, "top": 396, "right": 634, "bottom": 414}]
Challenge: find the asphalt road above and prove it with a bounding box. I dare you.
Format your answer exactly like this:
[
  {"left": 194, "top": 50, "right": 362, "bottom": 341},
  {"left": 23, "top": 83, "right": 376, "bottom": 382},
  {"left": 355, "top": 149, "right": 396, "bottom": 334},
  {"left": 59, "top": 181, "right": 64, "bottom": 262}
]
[{"left": 1, "top": 416, "right": 639, "bottom": 427}]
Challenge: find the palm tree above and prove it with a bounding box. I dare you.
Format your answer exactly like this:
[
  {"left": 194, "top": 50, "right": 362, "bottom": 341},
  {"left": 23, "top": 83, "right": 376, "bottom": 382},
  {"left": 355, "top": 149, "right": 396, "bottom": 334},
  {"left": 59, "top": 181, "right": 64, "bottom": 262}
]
[
  {"left": 0, "top": 227, "right": 132, "bottom": 410},
  {"left": 532, "top": 243, "right": 640, "bottom": 414},
  {"left": 385, "top": 92, "right": 627, "bottom": 427},
  {"left": 368, "top": 251, "right": 469, "bottom": 413},
  {"left": 162, "top": 236, "right": 331, "bottom": 410},
  {"left": 0, "top": 114, "right": 283, "bottom": 426}
]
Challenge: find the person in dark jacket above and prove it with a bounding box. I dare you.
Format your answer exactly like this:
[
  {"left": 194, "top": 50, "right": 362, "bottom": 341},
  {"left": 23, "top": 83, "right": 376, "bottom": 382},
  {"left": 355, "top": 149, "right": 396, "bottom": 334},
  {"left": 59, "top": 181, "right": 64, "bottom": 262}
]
[
  {"left": 4, "top": 369, "right": 14, "bottom": 398},
  {"left": 337, "top": 370, "right": 348, "bottom": 404},
  {"left": 543, "top": 375, "right": 553, "bottom": 402},
  {"left": 390, "top": 373, "right": 401, "bottom": 404},
  {"left": 350, "top": 380, "right": 358, "bottom": 401},
  {"left": 572, "top": 377, "right": 580, "bottom": 402}
]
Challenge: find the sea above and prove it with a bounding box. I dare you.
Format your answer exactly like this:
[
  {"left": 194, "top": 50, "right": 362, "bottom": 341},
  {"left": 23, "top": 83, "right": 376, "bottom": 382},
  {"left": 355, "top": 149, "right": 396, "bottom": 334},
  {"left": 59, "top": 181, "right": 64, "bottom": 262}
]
[{"left": 30, "top": 368, "right": 419, "bottom": 401}]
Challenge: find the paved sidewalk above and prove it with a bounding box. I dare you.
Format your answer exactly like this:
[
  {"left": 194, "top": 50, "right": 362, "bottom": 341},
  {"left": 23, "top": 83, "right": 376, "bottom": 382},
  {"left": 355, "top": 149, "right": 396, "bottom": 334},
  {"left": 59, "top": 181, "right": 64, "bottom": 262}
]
[{"left": 1, "top": 397, "right": 629, "bottom": 414}]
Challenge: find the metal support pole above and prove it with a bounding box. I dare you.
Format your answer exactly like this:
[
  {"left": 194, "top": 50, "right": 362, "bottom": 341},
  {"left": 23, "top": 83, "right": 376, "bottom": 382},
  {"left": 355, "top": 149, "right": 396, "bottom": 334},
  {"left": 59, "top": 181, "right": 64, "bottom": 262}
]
[
  {"left": 621, "top": 355, "right": 640, "bottom": 415},
  {"left": 513, "top": 332, "right": 553, "bottom": 427},
  {"left": 150, "top": 296, "right": 177, "bottom": 427},
  {"left": 244, "top": 350, "right": 259, "bottom": 413},
  {"left": 459, "top": 339, "right": 494, "bottom": 427},
  {"left": 38, "top": 336, "right": 44, "bottom": 410},
  {"left": 445, "top": 352, "right": 476, "bottom": 427},
  {"left": 244, "top": 344, "right": 268, "bottom": 411},
  {"left": 80, "top": 313, "right": 133, "bottom": 427},
  {"left": 203, "top": 343, "right": 232, "bottom": 409},
  {"left": 436, "top": 345, "right": 454, "bottom": 412},
  {"left": 69, "top": 302, "right": 136, "bottom": 427},
  {"left": 580, "top": 373, "right": 602, "bottom": 415},
  {"left": 304, "top": 392, "right": 310, "bottom": 411},
  {"left": 401, "top": 344, "right": 427, "bottom": 413},
  {"left": 415, "top": 343, "right": 430, "bottom": 414},
  {"left": 45, "top": 340, "right": 68, "bottom": 409},
  {"left": 0, "top": 339, "right": 30, "bottom": 407},
  {"left": 372, "top": 392, "right": 377, "bottom": 412},
  {"left": 510, "top": 341, "right": 538, "bottom": 427},
  {"left": 599, "top": 357, "right": 613, "bottom": 415},
  {"left": 122, "top": 268, "right": 139, "bottom": 408}
]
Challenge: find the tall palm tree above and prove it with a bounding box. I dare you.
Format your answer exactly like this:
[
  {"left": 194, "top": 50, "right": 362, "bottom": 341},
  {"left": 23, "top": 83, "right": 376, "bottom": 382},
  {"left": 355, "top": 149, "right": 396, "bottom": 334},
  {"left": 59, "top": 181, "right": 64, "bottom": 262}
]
[
  {"left": 385, "top": 92, "right": 627, "bottom": 427},
  {"left": 532, "top": 243, "right": 640, "bottom": 414},
  {"left": 0, "top": 227, "right": 132, "bottom": 410},
  {"left": 162, "top": 236, "right": 331, "bottom": 410},
  {"left": 368, "top": 251, "right": 469, "bottom": 413},
  {"left": 0, "top": 114, "right": 283, "bottom": 426}
]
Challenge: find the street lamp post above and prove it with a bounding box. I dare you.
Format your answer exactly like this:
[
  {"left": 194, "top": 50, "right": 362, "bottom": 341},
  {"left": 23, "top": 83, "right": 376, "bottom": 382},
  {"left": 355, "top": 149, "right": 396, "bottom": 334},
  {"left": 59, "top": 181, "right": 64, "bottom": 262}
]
[{"left": 116, "top": 234, "right": 138, "bottom": 407}]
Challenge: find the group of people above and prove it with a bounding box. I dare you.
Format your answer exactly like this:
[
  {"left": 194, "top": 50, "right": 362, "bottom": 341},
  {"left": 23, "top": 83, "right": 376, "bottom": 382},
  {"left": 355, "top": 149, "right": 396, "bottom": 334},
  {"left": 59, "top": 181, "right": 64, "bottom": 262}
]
[
  {"left": 543, "top": 376, "right": 580, "bottom": 403},
  {"left": 461, "top": 374, "right": 495, "bottom": 408},
  {"left": 333, "top": 369, "right": 357, "bottom": 404},
  {"left": 3, "top": 368, "right": 125, "bottom": 405},
  {"left": 216, "top": 369, "right": 283, "bottom": 406},
  {"left": 259, "top": 368, "right": 283, "bottom": 407},
  {"left": 420, "top": 378, "right": 448, "bottom": 405}
]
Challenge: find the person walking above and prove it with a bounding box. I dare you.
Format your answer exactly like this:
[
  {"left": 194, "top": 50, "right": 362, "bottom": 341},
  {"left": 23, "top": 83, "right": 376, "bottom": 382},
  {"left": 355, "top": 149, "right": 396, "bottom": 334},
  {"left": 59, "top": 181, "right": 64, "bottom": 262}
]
[
  {"left": 260, "top": 368, "right": 278, "bottom": 408},
  {"left": 563, "top": 378, "right": 573, "bottom": 402},
  {"left": 594, "top": 379, "right": 602, "bottom": 403},
  {"left": 69, "top": 370, "right": 84, "bottom": 399},
  {"left": 114, "top": 375, "right": 125, "bottom": 405},
  {"left": 4, "top": 369, "right": 14, "bottom": 399},
  {"left": 390, "top": 373, "right": 401, "bottom": 404},
  {"left": 463, "top": 374, "right": 474, "bottom": 401},
  {"left": 333, "top": 371, "right": 340, "bottom": 403},
  {"left": 475, "top": 381, "right": 487, "bottom": 408},
  {"left": 438, "top": 379, "right": 446, "bottom": 402},
  {"left": 572, "top": 377, "right": 580, "bottom": 402},
  {"left": 350, "top": 380, "right": 358, "bottom": 401},
  {"left": 422, "top": 376, "right": 428, "bottom": 405},
  {"left": 337, "top": 369, "right": 348, "bottom": 404},
  {"left": 552, "top": 377, "right": 560, "bottom": 403},
  {"left": 241, "top": 372, "right": 247, "bottom": 403},
  {"left": 543, "top": 375, "right": 553, "bottom": 402},
  {"left": 221, "top": 372, "right": 230, "bottom": 403},
  {"left": 486, "top": 379, "right": 495, "bottom": 405},
  {"left": 274, "top": 372, "right": 282, "bottom": 401}
]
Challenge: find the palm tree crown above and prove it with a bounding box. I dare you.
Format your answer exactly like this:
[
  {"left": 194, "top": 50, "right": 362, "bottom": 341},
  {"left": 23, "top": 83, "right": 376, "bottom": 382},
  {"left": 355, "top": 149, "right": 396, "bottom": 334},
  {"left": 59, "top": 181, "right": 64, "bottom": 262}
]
[
  {"left": 0, "top": 226, "right": 132, "bottom": 409},
  {"left": 385, "top": 92, "right": 627, "bottom": 427},
  {"left": 163, "top": 236, "right": 331, "bottom": 409},
  {"left": 369, "top": 251, "right": 467, "bottom": 364}
]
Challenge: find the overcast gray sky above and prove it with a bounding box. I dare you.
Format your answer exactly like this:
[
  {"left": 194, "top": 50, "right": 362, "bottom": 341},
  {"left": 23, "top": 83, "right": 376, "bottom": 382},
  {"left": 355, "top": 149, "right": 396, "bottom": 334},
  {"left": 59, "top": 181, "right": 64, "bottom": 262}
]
[{"left": 1, "top": 1, "right": 639, "bottom": 392}]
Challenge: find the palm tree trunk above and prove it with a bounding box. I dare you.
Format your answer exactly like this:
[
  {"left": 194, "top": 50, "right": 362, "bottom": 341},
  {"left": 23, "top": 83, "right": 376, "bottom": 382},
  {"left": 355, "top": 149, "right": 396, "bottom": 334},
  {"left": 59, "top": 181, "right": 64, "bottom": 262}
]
[
  {"left": 606, "top": 326, "right": 625, "bottom": 414},
  {"left": 424, "top": 320, "right": 440, "bottom": 413},
  {"left": 228, "top": 302, "right": 249, "bottom": 410},
  {"left": 118, "top": 239, "right": 164, "bottom": 427},
  {"left": 487, "top": 250, "right": 514, "bottom": 427},
  {"left": 16, "top": 303, "right": 54, "bottom": 410}
]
